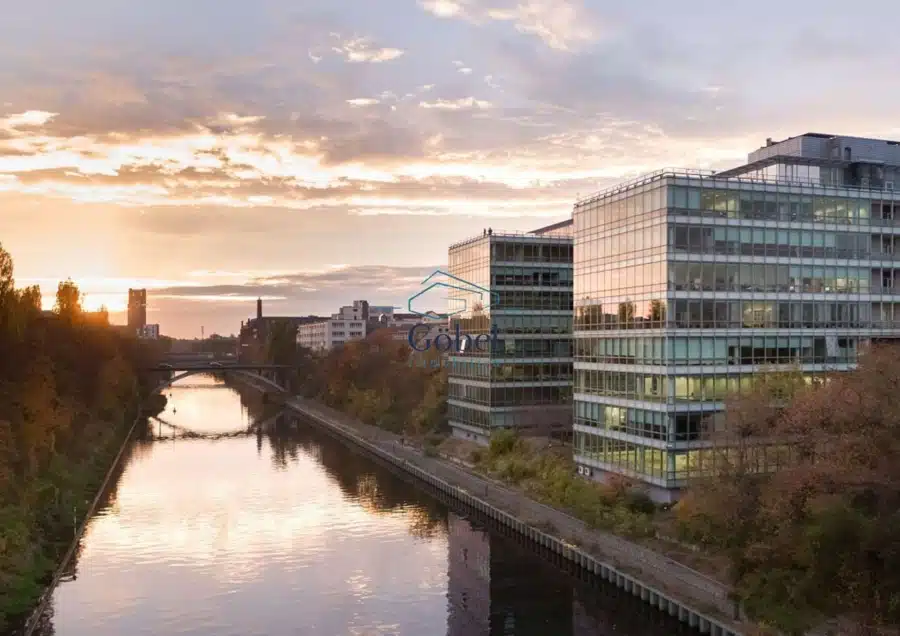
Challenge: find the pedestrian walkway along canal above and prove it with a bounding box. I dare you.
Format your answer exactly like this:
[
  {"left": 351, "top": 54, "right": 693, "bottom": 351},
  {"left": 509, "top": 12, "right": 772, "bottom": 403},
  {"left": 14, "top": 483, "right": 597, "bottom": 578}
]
[{"left": 31, "top": 375, "right": 700, "bottom": 636}]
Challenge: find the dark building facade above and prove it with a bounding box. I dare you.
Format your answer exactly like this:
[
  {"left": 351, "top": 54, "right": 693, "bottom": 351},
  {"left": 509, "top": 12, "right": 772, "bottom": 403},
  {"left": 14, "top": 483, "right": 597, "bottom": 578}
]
[
  {"left": 127, "top": 288, "right": 147, "bottom": 331},
  {"left": 237, "top": 297, "right": 327, "bottom": 358}
]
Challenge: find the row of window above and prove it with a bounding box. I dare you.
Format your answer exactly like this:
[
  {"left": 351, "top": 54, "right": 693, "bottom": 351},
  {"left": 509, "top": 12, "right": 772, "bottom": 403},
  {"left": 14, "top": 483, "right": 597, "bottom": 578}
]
[
  {"left": 575, "top": 184, "right": 900, "bottom": 228},
  {"left": 573, "top": 432, "right": 793, "bottom": 483},
  {"left": 574, "top": 335, "right": 861, "bottom": 366},
  {"left": 575, "top": 185, "right": 666, "bottom": 228},
  {"left": 669, "top": 300, "right": 868, "bottom": 330},
  {"left": 448, "top": 403, "right": 570, "bottom": 431},
  {"left": 491, "top": 265, "right": 573, "bottom": 287},
  {"left": 449, "top": 384, "right": 572, "bottom": 406},
  {"left": 575, "top": 184, "right": 900, "bottom": 235},
  {"left": 493, "top": 290, "right": 573, "bottom": 311},
  {"left": 574, "top": 299, "right": 885, "bottom": 330},
  {"left": 492, "top": 241, "right": 573, "bottom": 264},
  {"left": 447, "top": 361, "right": 573, "bottom": 382},
  {"left": 452, "top": 338, "right": 572, "bottom": 359},
  {"left": 493, "top": 338, "right": 572, "bottom": 358},
  {"left": 668, "top": 262, "right": 876, "bottom": 294},
  {"left": 577, "top": 224, "right": 666, "bottom": 261},
  {"left": 669, "top": 224, "right": 900, "bottom": 260},
  {"left": 491, "top": 315, "right": 572, "bottom": 335},
  {"left": 575, "top": 403, "right": 672, "bottom": 441},
  {"left": 579, "top": 261, "right": 887, "bottom": 296},
  {"left": 574, "top": 370, "right": 825, "bottom": 402},
  {"left": 665, "top": 188, "right": 898, "bottom": 225}
]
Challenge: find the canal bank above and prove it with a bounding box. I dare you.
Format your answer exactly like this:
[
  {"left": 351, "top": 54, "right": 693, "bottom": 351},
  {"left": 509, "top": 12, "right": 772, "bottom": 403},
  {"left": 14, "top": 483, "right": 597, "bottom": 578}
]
[
  {"left": 279, "top": 395, "right": 746, "bottom": 636},
  {"left": 17, "top": 395, "right": 163, "bottom": 636}
]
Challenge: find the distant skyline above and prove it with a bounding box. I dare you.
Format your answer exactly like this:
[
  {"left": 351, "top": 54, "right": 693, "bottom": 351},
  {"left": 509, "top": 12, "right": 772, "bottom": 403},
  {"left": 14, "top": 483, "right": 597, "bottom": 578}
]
[{"left": 3, "top": 0, "right": 900, "bottom": 337}]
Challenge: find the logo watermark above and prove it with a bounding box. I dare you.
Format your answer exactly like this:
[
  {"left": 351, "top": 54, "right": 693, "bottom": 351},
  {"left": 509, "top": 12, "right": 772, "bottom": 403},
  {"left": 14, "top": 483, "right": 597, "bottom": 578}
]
[
  {"left": 408, "top": 322, "right": 499, "bottom": 353},
  {"left": 407, "top": 269, "right": 499, "bottom": 320},
  {"left": 405, "top": 270, "right": 501, "bottom": 368}
]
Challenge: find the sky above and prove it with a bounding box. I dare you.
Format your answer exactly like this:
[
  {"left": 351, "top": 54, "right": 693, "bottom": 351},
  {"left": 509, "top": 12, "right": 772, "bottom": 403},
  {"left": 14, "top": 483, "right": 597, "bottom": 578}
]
[{"left": 2, "top": 0, "right": 900, "bottom": 337}]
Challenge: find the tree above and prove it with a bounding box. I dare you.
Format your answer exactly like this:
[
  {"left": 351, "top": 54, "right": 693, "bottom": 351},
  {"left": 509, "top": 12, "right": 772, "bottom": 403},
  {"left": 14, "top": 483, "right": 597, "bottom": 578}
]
[
  {"left": 677, "top": 350, "right": 900, "bottom": 633},
  {"left": 18, "top": 286, "right": 41, "bottom": 314},
  {"left": 0, "top": 242, "right": 13, "bottom": 298},
  {"left": 0, "top": 244, "right": 157, "bottom": 630},
  {"left": 54, "top": 279, "right": 82, "bottom": 318}
]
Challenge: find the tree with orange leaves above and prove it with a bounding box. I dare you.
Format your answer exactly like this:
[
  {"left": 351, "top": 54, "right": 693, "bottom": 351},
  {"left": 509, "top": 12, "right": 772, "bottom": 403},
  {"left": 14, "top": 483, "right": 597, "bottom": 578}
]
[{"left": 677, "top": 351, "right": 900, "bottom": 634}]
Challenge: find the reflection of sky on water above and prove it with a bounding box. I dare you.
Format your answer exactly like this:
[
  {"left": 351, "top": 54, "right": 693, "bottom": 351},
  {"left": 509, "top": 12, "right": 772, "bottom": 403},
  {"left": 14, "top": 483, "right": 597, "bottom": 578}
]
[
  {"left": 43, "top": 377, "right": 451, "bottom": 636},
  {"left": 37, "top": 375, "right": 691, "bottom": 636}
]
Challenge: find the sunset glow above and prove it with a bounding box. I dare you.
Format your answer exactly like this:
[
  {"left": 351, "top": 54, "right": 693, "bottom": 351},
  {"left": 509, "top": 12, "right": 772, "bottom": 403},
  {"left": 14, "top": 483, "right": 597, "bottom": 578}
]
[{"left": 2, "top": 0, "right": 899, "bottom": 336}]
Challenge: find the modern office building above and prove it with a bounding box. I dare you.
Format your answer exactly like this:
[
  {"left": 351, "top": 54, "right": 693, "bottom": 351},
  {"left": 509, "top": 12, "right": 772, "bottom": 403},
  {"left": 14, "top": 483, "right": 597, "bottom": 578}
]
[
  {"left": 127, "top": 288, "right": 147, "bottom": 331},
  {"left": 447, "top": 220, "right": 574, "bottom": 444},
  {"left": 572, "top": 132, "right": 900, "bottom": 502}
]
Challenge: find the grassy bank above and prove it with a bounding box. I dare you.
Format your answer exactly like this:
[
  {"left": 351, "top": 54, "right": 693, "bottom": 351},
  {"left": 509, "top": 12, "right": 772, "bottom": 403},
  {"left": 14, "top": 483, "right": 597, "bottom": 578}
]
[
  {"left": 0, "top": 394, "right": 166, "bottom": 631},
  {"left": 465, "top": 430, "right": 659, "bottom": 538}
]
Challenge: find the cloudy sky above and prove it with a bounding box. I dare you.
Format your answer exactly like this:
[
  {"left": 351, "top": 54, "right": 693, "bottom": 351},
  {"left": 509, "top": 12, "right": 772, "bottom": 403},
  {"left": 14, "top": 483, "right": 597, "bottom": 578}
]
[{"left": 2, "top": 0, "right": 899, "bottom": 337}]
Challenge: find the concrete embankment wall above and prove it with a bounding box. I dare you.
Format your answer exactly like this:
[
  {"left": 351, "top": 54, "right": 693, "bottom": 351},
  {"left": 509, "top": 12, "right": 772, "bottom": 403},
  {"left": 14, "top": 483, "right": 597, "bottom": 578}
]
[{"left": 283, "top": 396, "right": 745, "bottom": 636}]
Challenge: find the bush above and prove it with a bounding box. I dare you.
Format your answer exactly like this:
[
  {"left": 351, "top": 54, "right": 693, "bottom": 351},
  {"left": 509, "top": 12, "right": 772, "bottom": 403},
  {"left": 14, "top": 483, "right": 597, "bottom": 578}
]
[
  {"left": 622, "top": 490, "right": 656, "bottom": 515},
  {"left": 424, "top": 432, "right": 445, "bottom": 447},
  {"left": 488, "top": 428, "right": 520, "bottom": 458}
]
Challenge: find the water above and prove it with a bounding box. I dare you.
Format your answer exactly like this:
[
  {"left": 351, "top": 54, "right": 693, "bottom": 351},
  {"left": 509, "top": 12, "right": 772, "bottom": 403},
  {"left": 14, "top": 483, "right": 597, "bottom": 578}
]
[{"left": 32, "top": 376, "right": 695, "bottom": 636}]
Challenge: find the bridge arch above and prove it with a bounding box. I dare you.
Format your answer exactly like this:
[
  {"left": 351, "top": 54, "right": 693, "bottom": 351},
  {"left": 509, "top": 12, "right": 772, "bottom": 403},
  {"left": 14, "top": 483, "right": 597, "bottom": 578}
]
[{"left": 152, "top": 368, "right": 287, "bottom": 394}]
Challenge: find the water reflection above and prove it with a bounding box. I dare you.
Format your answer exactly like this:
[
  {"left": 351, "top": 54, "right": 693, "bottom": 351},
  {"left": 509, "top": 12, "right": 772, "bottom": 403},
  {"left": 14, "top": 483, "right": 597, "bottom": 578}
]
[{"left": 32, "top": 376, "right": 695, "bottom": 636}]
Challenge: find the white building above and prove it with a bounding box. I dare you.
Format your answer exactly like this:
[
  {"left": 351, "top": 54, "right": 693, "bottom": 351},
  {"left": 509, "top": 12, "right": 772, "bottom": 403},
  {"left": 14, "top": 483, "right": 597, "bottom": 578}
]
[
  {"left": 137, "top": 324, "right": 160, "bottom": 340},
  {"left": 296, "top": 301, "right": 368, "bottom": 351}
]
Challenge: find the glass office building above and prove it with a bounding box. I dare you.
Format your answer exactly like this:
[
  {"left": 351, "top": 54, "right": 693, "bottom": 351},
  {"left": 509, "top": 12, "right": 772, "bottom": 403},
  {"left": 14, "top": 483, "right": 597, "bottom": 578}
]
[
  {"left": 447, "top": 221, "right": 574, "bottom": 444},
  {"left": 573, "top": 133, "right": 900, "bottom": 501}
]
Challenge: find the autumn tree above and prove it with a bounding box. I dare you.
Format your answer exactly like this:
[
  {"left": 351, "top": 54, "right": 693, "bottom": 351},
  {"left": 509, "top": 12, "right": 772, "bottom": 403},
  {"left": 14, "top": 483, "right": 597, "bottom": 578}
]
[
  {"left": 0, "top": 244, "right": 156, "bottom": 630},
  {"left": 54, "top": 278, "right": 82, "bottom": 318},
  {"left": 677, "top": 351, "right": 900, "bottom": 634}
]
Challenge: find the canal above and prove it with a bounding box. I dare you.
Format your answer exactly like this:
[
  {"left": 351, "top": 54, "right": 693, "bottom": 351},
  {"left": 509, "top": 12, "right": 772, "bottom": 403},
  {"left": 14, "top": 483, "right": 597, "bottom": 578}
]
[{"left": 32, "top": 376, "right": 696, "bottom": 636}]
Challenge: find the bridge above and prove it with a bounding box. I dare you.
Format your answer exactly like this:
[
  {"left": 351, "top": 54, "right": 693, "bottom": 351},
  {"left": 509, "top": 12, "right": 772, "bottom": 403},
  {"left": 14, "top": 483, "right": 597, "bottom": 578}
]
[
  {"left": 148, "top": 411, "right": 287, "bottom": 441},
  {"left": 146, "top": 355, "right": 292, "bottom": 394}
]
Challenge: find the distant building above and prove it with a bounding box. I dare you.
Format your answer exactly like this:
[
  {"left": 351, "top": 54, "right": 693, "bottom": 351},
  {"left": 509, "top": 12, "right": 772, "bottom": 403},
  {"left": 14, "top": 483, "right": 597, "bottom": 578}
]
[
  {"left": 238, "top": 297, "right": 327, "bottom": 351},
  {"left": 447, "top": 219, "right": 574, "bottom": 444},
  {"left": 296, "top": 301, "right": 369, "bottom": 351},
  {"left": 368, "top": 305, "right": 396, "bottom": 319},
  {"left": 127, "top": 289, "right": 147, "bottom": 331},
  {"left": 138, "top": 324, "right": 160, "bottom": 340}
]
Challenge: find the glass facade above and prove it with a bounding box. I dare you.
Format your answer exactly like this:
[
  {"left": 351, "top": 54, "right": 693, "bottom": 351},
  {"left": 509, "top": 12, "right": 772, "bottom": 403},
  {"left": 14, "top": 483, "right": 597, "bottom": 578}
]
[
  {"left": 573, "top": 171, "right": 900, "bottom": 498},
  {"left": 447, "top": 229, "right": 574, "bottom": 443}
]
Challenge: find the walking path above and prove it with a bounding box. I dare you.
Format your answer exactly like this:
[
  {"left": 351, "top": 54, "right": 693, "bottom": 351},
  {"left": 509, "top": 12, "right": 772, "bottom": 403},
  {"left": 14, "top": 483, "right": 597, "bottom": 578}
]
[{"left": 288, "top": 396, "right": 745, "bottom": 628}]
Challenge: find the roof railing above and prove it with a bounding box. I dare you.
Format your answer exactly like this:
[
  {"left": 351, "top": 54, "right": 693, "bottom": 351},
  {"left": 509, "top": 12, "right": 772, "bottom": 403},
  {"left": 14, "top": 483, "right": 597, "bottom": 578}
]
[
  {"left": 448, "top": 229, "right": 574, "bottom": 251},
  {"left": 576, "top": 167, "right": 899, "bottom": 206}
]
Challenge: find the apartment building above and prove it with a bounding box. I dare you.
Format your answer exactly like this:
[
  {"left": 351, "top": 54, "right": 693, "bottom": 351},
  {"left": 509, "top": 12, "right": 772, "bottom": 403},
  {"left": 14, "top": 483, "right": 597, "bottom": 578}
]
[
  {"left": 296, "top": 301, "right": 368, "bottom": 351},
  {"left": 447, "top": 220, "right": 574, "bottom": 444},
  {"left": 572, "top": 132, "right": 900, "bottom": 502}
]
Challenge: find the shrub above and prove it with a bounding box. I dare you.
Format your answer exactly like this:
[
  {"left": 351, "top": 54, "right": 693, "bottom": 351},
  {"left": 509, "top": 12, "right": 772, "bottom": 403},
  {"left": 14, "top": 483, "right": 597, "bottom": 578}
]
[
  {"left": 622, "top": 490, "right": 656, "bottom": 515},
  {"left": 488, "top": 428, "right": 520, "bottom": 458}
]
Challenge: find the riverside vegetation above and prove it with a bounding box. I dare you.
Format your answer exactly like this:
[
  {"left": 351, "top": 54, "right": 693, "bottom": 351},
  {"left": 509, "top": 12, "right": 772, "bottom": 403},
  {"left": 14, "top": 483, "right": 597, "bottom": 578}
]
[
  {"left": 256, "top": 322, "right": 900, "bottom": 635},
  {"left": 0, "top": 243, "right": 165, "bottom": 631}
]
